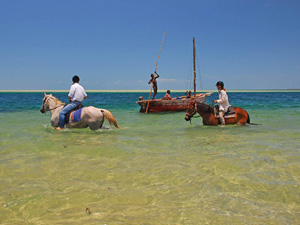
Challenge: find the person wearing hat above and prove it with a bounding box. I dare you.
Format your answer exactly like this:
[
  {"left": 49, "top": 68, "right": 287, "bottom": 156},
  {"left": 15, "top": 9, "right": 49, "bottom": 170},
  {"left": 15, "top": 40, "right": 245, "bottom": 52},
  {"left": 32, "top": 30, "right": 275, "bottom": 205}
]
[
  {"left": 56, "top": 75, "right": 87, "bottom": 130},
  {"left": 214, "top": 81, "right": 230, "bottom": 125}
]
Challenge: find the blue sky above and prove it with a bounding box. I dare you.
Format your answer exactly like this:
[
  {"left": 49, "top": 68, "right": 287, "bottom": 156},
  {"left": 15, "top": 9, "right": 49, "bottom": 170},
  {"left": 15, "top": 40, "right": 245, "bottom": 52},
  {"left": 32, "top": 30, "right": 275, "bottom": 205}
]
[{"left": 0, "top": 0, "right": 299, "bottom": 90}]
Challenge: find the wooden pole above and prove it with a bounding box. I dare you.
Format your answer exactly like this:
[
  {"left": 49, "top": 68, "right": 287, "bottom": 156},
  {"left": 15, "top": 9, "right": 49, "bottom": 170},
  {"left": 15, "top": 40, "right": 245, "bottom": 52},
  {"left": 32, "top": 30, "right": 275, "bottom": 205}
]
[
  {"left": 155, "top": 32, "right": 165, "bottom": 73},
  {"left": 145, "top": 32, "right": 165, "bottom": 114},
  {"left": 145, "top": 84, "right": 153, "bottom": 113},
  {"left": 193, "top": 37, "right": 196, "bottom": 98}
]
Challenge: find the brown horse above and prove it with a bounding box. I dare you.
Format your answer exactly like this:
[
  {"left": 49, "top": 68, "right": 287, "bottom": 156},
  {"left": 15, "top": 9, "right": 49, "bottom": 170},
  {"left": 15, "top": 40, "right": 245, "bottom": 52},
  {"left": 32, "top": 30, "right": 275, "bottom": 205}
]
[{"left": 185, "top": 102, "right": 250, "bottom": 125}]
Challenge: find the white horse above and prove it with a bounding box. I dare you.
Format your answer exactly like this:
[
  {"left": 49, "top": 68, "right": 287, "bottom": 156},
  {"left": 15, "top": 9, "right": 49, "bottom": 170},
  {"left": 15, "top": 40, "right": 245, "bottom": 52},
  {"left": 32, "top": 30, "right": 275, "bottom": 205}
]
[{"left": 40, "top": 93, "right": 119, "bottom": 130}]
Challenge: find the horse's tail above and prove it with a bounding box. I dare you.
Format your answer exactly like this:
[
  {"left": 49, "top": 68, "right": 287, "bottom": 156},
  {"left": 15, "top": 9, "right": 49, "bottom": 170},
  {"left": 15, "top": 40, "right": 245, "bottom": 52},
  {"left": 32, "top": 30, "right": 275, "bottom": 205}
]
[
  {"left": 246, "top": 111, "right": 260, "bottom": 125},
  {"left": 246, "top": 112, "right": 250, "bottom": 124},
  {"left": 102, "top": 109, "right": 119, "bottom": 129}
]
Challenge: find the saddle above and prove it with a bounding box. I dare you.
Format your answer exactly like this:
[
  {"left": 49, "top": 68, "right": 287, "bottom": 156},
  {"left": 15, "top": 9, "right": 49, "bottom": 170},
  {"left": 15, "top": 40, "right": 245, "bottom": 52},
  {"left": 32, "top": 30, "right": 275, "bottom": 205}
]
[
  {"left": 64, "top": 104, "right": 83, "bottom": 124},
  {"left": 214, "top": 105, "right": 235, "bottom": 119}
]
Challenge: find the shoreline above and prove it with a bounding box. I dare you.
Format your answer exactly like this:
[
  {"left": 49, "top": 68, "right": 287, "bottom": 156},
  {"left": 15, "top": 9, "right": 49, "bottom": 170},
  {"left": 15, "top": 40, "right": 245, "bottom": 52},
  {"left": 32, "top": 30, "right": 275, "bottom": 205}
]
[{"left": 0, "top": 89, "right": 299, "bottom": 93}]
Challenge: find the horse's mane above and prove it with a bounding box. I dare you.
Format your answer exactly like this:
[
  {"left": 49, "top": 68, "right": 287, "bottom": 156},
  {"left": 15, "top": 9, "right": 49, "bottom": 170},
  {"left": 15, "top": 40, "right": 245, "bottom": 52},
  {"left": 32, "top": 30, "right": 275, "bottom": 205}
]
[
  {"left": 47, "top": 95, "right": 64, "bottom": 106},
  {"left": 197, "top": 103, "right": 214, "bottom": 113},
  {"left": 208, "top": 104, "right": 215, "bottom": 113}
]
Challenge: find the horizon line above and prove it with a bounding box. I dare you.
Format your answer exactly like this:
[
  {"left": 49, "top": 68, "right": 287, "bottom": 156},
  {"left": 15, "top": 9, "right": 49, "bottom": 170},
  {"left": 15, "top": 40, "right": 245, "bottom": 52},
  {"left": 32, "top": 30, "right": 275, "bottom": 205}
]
[{"left": 0, "top": 89, "right": 300, "bottom": 93}]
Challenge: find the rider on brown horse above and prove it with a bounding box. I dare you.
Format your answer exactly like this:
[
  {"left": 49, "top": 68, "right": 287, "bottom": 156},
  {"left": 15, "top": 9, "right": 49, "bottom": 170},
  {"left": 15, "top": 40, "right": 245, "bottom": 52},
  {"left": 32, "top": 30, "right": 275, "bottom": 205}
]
[
  {"left": 214, "top": 81, "right": 230, "bottom": 125},
  {"left": 185, "top": 81, "right": 251, "bottom": 126}
]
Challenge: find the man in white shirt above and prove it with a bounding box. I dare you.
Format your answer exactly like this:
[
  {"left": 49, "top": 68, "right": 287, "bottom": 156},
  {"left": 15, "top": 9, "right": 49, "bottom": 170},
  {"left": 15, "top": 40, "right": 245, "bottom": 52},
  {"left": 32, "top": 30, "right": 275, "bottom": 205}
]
[
  {"left": 214, "top": 81, "right": 230, "bottom": 125},
  {"left": 56, "top": 75, "right": 87, "bottom": 130}
]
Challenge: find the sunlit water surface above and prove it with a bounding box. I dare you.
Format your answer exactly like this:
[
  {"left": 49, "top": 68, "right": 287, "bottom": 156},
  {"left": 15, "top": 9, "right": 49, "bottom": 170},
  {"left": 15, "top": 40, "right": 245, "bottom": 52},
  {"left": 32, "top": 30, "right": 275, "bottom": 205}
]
[{"left": 0, "top": 92, "right": 299, "bottom": 224}]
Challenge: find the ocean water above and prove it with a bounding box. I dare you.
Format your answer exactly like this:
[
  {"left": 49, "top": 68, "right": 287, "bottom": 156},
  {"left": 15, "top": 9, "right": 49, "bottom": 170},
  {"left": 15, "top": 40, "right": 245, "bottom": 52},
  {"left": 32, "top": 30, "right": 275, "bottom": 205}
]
[{"left": 0, "top": 91, "right": 299, "bottom": 224}]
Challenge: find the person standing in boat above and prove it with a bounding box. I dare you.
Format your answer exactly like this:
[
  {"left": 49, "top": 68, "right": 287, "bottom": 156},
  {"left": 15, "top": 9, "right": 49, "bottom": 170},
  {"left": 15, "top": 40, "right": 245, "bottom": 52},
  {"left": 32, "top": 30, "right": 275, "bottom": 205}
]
[
  {"left": 148, "top": 72, "right": 159, "bottom": 100},
  {"left": 214, "top": 81, "right": 230, "bottom": 125},
  {"left": 56, "top": 75, "right": 87, "bottom": 130}
]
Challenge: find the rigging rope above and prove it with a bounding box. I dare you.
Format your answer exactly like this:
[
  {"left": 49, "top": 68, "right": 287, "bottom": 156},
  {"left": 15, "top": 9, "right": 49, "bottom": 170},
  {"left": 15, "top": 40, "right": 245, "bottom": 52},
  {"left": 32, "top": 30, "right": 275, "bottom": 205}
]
[
  {"left": 196, "top": 53, "right": 203, "bottom": 90},
  {"left": 186, "top": 44, "right": 204, "bottom": 91},
  {"left": 186, "top": 48, "right": 193, "bottom": 91}
]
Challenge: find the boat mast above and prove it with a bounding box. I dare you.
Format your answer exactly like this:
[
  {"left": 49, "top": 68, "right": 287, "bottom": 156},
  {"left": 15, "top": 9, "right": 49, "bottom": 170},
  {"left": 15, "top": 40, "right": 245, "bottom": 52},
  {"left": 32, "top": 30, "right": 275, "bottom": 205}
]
[{"left": 193, "top": 37, "right": 196, "bottom": 97}]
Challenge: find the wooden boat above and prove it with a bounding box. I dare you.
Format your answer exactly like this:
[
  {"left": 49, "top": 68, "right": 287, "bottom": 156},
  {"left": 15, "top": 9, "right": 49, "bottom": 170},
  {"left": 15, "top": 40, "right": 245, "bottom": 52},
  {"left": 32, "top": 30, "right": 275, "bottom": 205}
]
[
  {"left": 137, "top": 93, "right": 209, "bottom": 113},
  {"left": 137, "top": 37, "right": 212, "bottom": 113}
]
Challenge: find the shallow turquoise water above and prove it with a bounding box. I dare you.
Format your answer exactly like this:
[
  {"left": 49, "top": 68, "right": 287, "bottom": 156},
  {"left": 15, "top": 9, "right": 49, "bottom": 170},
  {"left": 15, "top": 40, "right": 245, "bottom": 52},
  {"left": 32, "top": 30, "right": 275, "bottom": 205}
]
[{"left": 0, "top": 92, "right": 299, "bottom": 224}]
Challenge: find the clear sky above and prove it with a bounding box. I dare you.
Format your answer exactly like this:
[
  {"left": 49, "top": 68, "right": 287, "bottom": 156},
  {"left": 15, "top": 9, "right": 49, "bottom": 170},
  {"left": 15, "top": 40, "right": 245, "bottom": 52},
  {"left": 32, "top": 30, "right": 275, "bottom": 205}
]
[{"left": 0, "top": 0, "right": 299, "bottom": 90}]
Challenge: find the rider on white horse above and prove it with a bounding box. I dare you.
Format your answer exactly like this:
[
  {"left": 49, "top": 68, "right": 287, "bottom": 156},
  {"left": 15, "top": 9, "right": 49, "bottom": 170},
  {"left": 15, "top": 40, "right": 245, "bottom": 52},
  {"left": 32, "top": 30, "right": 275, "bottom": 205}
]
[{"left": 56, "top": 75, "right": 87, "bottom": 130}]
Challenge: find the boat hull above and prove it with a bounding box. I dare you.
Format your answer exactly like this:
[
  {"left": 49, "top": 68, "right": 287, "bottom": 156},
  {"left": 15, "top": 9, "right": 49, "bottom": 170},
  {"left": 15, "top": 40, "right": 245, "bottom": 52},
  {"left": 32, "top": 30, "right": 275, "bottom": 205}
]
[{"left": 137, "top": 95, "right": 207, "bottom": 113}]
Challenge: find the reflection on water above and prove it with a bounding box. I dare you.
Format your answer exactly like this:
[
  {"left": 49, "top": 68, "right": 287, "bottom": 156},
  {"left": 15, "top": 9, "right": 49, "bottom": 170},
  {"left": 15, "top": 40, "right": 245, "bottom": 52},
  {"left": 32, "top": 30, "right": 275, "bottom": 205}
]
[{"left": 0, "top": 92, "right": 300, "bottom": 224}]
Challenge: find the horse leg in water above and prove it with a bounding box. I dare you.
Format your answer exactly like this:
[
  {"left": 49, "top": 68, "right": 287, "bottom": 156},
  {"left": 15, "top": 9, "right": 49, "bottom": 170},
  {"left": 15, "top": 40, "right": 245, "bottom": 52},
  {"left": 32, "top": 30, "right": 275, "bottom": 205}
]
[
  {"left": 209, "top": 107, "right": 249, "bottom": 125},
  {"left": 228, "top": 107, "right": 249, "bottom": 125},
  {"left": 85, "top": 107, "right": 106, "bottom": 130},
  {"left": 88, "top": 110, "right": 105, "bottom": 130},
  {"left": 82, "top": 107, "right": 119, "bottom": 130}
]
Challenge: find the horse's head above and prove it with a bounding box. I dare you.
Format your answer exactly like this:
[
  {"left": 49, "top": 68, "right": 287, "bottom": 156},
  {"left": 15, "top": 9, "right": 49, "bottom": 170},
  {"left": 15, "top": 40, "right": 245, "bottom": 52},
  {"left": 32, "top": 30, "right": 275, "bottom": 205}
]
[
  {"left": 40, "top": 93, "right": 64, "bottom": 113},
  {"left": 40, "top": 93, "right": 49, "bottom": 113},
  {"left": 185, "top": 101, "right": 197, "bottom": 121},
  {"left": 40, "top": 93, "right": 55, "bottom": 113}
]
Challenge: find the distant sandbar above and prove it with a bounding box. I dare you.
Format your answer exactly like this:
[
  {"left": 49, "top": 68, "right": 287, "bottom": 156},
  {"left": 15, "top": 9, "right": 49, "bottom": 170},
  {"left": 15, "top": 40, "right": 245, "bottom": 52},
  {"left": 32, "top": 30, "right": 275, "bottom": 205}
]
[{"left": 0, "top": 89, "right": 299, "bottom": 93}]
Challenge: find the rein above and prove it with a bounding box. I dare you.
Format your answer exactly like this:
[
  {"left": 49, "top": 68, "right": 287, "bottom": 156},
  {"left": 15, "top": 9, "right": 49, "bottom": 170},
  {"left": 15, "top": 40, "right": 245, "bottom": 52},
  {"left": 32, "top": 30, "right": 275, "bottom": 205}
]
[
  {"left": 192, "top": 103, "right": 201, "bottom": 118},
  {"left": 43, "top": 96, "right": 65, "bottom": 112},
  {"left": 49, "top": 104, "right": 65, "bottom": 111},
  {"left": 187, "top": 102, "right": 200, "bottom": 124}
]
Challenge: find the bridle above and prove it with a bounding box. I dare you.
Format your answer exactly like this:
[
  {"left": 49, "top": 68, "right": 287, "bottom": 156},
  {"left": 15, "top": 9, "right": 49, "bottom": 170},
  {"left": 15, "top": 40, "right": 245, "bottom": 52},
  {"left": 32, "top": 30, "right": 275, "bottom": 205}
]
[
  {"left": 185, "top": 102, "right": 199, "bottom": 123},
  {"left": 42, "top": 96, "right": 65, "bottom": 112}
]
